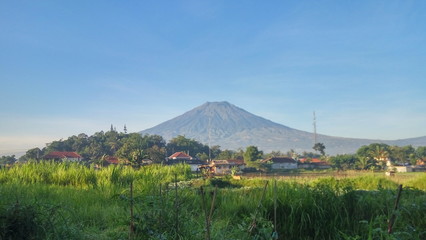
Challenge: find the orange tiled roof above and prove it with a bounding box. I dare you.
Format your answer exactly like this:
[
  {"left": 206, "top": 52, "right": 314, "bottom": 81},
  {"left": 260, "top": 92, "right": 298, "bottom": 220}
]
[{"left": 169, "top": 152, "right": 192, "bottom": 159}]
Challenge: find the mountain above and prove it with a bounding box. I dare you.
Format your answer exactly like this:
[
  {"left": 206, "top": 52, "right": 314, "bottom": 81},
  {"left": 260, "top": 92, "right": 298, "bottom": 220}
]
[{"left": 140, "top": 101, "right": 426, "bottom": 155}]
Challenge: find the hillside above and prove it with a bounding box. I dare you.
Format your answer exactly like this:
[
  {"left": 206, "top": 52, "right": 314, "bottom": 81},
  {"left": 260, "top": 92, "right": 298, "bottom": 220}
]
[{"left": 140, "top": 101, "right": 426, "bottom": 154}]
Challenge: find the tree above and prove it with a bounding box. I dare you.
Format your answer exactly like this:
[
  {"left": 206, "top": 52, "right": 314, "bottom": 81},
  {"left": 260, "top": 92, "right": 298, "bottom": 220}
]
[
  {"left": 416, "top": 146, "right": 426, "bottom": 163},
  {"left": 166, "top": 135, "right": 208, "bottom": 157},
  {"left": 357, "top": 156, "right": 374, "bottom": 170},
  {"left": 313, "top": 142, "right": 326, "bottom": 156},
  {"left": 209, "top": 145, "right": 222, "bottom": 159},
  {"left": 146, "top": 145, "right": 166, "bottom": 163},
  {"left": 0, "top": 155, "right": 16, "bottom": 166},
  {"left": 368, "top": 144, "right": 390, "bottom": 169},
  {"left": 265, "top": 151, "right": 283, "bottom": 158},
  {"left": 329, "top": 154, "right": 358, "bottom": 170},
  {"left": 24, "top": 148, "right": 42, "bottom": 160},
  {"left": 356, "top": 143, "right": 390, "bottom": 169},
  {"left": 215, "top": 150, "right": 234, "bottom": 160},
  {"left": 390, "top": 145, "right": 415, "bottom": 165},
  {"left": 243, "top": 146, "right": 263, "bottom": 162}
]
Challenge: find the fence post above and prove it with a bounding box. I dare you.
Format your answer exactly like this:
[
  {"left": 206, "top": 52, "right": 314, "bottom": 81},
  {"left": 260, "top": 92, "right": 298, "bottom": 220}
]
[
  {"left": 388, "top": 184, "right": 403, "bottom": 234},
  {"left": 129, "top": 181, "right": 134, "bottom": 239}
]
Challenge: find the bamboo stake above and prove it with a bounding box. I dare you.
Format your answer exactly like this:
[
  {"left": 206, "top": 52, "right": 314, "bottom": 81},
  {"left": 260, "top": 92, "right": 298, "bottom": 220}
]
[
  {"left": 249, "top": 181, "right": 269, "bottom": 234},
  {"left": 272, "top": 179, "right": 278, "bottom": 239},
  {"left": 174, "top": 174, "right": 179, "bottom": 239},
  {"left": 129, "top": 181, "right": 134, "bottom": 240},
  {"left": 200, "top": 186, "right": 210, "bottom": 240},
  {"left": 208, "top": 186, "right": 218, "bottom": 222},
  {"left": 388, "top": 184, "right": 403, "bottom": 234},
  {"left": 159, "top": 183, "right": 163, "bottom": 228}
]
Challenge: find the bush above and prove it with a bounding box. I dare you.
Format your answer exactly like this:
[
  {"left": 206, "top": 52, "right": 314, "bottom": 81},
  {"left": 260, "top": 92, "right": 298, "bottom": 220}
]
[{"left": 0, "top": 202, "right": 82, "bottom": 240}]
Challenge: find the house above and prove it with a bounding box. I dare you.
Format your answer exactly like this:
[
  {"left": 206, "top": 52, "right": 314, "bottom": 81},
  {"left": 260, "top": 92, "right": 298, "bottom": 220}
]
[
  {"left": 166, "top": 152, "right": 205, "bottom": 171},
  {"left": 392, "top": 165, "right": 413, "bottom": 173},
  {"left": 298, "top": 158, "right": 331, "bottom": 169},
  {"left": 210, "top": 159, "right": 246, "bottom": 175},
  {"left": 44, "top": 152, "right": 82, "bottom": 162},
  {"left": 105, "top": 156, "right": 120, "bottom": 165},
  {"left": 167, "top": 152, "right": 194, "bottom": 161},
  {"left": 262, "top": 157, "right": 297, "bottom": 170},
  {"left": 416, "top": 159, "right": 426, "bottom": 166}
]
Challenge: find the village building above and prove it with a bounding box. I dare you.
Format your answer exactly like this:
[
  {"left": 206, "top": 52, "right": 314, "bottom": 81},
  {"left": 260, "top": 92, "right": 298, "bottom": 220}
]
[
  {"left": 44, "top": 152, "right": 83, "bottom": 162},
  {"left": 209, "top": 159, "right": 246, "bottom": 175},
  {"left": 298, "top": 158, "right": 331, "bottom": 169},
  {"left": 166, "top": 152, "right": 205, "bottom": 171},
  {"left": 261, "top": 157, "right": 297, "bottom": 170}
]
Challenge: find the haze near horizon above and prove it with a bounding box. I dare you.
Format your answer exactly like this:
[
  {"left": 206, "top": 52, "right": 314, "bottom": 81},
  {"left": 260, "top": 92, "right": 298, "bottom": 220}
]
[{"left": 1, "top": 1, "right": 426, "bottom": 156}]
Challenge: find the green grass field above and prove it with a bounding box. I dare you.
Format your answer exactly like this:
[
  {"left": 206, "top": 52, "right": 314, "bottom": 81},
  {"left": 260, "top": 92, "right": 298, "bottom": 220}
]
[{"left": 1, "top": 162, "right": 425, "bottom": 239}]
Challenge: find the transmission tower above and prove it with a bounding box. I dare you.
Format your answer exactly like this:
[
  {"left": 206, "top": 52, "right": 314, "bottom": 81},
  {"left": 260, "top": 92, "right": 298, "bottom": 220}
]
[{"left": 313, "top": 111, "right": 317, "bottom": 145}]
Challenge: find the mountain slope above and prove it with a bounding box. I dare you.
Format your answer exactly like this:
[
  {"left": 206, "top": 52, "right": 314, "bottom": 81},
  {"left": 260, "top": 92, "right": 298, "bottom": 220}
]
[{"left": 140, "top": 101, "right": 426, "bottom": 154}]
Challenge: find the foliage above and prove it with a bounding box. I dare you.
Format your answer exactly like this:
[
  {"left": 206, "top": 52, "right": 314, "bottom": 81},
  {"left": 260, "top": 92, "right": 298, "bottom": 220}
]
[
  {"left": 313, "top": 142, "right": 326, "bottom": 156},
  {"left": 20, "top": 131, "right": 168, "bottom": 164},
  {"left": 166, "top": 135, "right": 209, "bottom": 158},
  {"left": 0, "top": 201, "right": 83, "bottom": 239},
  {"left": 329, "top": 154, "right": 359, "bottom": 170},
  {"left": 244, "top": 146, "right": 263, "bottom": 162},
  {"left": 0, "top": 155, "right": 16, "bottom": 165},
  {"left": 0, "top": 163, "right": 426, "bottom": 240}
]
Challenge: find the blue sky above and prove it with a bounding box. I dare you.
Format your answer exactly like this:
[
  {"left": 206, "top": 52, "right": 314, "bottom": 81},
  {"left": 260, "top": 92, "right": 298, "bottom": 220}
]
[{"left": 1, "top": 0, "right": 426, "bottom": 155}]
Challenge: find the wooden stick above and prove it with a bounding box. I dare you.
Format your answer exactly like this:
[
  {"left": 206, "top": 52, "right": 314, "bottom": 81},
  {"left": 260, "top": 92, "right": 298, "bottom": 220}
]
[
  {"left": 129, "top": 181, "right": 134, "bottom": 240},
  {"left": 208, "top": 186, "right": 218, "bottom": 221},
  {"left": 200, "top": 186, "right": 210, "bottom": 240},
  {"left": 388, "top": 184, "right": 403, "bottom": 234},
  {"left": 249, "top": 181, "right": 269, "bottom": 234},
  {"left": 174, "top": 174, "right": 179, "bottom": 239},
  {"left": 272, "top": 179, "right": 278, "bottom": 239}
]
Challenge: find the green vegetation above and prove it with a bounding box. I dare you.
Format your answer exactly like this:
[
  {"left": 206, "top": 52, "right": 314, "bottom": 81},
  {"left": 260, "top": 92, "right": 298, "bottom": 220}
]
[
  {"left": 10, "top": 127, "right": 426, "bottom": 175},
  {"left": 1, "top": 162, "right": 425, "bottom": 239}
]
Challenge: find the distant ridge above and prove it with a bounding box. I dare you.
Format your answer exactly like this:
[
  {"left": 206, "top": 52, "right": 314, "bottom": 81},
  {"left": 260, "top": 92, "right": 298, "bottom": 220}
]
[{"left": 140, "top": 101, "right": 426, "bottom": 154}]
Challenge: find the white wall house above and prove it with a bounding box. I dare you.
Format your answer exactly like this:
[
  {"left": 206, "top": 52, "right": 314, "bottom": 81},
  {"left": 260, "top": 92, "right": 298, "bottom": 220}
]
[{"left": 262, "top": 157, "right": 297, "bottom": 170}]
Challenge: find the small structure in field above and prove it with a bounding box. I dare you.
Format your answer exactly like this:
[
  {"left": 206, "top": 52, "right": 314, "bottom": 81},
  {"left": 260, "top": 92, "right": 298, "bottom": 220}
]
[
  {"left": 44, "top": 152, "right": 83, "bottom": 162},
  {"left": 261, "top": 157, "right": 297, "bottom": 170}
]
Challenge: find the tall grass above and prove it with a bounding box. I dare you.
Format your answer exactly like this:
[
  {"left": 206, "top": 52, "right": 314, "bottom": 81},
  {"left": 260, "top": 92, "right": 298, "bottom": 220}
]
[
  {"left": 0, "top": 161, "right": 192, "bottom": 190},
  {"left": 0, "top": 162, "right": 425, "bottom": 239}
]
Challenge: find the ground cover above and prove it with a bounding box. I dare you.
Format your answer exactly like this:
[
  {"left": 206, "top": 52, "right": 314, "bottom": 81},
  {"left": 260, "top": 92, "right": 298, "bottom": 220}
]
[{"left": 0, "top": 162, "right": 425, "bottom": 239}]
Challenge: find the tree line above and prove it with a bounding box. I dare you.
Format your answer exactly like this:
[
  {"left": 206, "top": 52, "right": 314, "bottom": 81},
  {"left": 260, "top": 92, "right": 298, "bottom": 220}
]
[
  {"left": 2, "top": 130, "right": 426, "bottom": 169},
  {"left": 329, "top": 143, "right": 426, "bottom": 170}
]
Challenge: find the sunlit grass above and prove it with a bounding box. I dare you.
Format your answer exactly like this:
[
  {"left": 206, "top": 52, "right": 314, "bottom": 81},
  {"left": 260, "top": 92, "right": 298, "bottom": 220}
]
[{"left": 0, "top": 162, "right": 425, "bottom": 239}]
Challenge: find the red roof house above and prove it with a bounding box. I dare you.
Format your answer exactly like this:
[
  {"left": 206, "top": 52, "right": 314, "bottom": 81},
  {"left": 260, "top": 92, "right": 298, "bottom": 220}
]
[
  {"left": 298, "top": 158, "right": 331, "bottom": 169},
  {"left": 167, "top": 152, "right": 193, "bottom": 160},
  {"left": 44, "top": 152, "right": 83, "bottom": 162}
]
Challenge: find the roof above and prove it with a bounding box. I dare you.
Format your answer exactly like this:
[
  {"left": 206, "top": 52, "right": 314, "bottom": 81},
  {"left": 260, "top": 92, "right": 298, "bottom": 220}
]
[
  {"left": 44, "top": 151, "right": 82, "bottom": 159},
  {"left": 212, "top": 159, "right": 245, "bottom": 166},
  {"left": 227, "top": 159, "right": 246, "bottom": 165},
  {"left": 298, "top": 158, "right": 330, "bottom": 165},
  {"left": 299, "top": 158, "right": 321, "bottom": 163},
  {"left": 168, "top": 152, "right": 192, "bottom": 159},
  {"left": 263, "top": 157, "right": 297, "bottom": 164},
  {"left": 105, "top": 156, "right": 119, "bottom": 164}
]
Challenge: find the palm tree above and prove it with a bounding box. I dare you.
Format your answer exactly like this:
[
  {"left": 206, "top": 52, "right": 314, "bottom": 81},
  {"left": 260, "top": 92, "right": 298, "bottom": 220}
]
[
  {"left": 369, "top": 145, "right": 389, "bottom": 169},
  {"left": 357, "top": 156, "right": 370, "bottom": 170}
]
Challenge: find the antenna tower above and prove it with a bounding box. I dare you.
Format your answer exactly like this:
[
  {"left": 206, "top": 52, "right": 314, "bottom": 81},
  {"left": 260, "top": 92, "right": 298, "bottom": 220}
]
[
  {"left": 208, "top": 115, "right": 211, "bottom": 161},
  {"left": 313, "top": 111, "right": 317, "bottom": 145}
]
